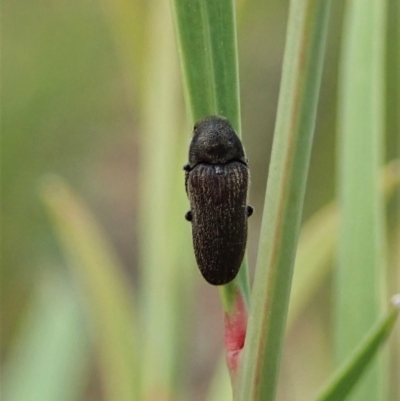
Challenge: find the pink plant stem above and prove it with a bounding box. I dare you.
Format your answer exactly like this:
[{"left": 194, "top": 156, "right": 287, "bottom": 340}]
[{"left": 224, "top": 292, "right": 248, "bottom": 383}]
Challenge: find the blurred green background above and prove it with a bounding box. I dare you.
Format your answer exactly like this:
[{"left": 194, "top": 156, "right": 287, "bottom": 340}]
[{"left": 2, "top": 0, "right": 399, "bottom": 400}]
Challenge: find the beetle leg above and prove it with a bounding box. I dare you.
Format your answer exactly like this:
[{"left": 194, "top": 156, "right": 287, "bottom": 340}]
[
  {"left": 185, "top": 210, "right": 193, "bottom": 221},
  {"left": 183, "top": 164, "right": 191, "bottom": 172},
  {"left": 246, "top": 205, "right": 254, "bottom": 217}
]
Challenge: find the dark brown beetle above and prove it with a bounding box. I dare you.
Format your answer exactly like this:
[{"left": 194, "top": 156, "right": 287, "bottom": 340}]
[{"left": 184, "top": 116, "right": 253, "bottom": 285}]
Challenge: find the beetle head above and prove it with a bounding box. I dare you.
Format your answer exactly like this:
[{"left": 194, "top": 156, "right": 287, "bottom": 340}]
[{"left": 189, "top": 116, "right": 247, "bottom": 166}]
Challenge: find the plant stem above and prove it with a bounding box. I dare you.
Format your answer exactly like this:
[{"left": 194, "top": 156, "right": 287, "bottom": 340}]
[
  {"left": 236, "top": 1, "right": 331, "bottom": 400},
  {"left": 336, "top": 0, "right": 388, "bottom": 399}
]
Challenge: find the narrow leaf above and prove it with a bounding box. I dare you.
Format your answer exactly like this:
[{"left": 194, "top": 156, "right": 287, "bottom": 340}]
[
  {"left": 336, "top": 0, "right": 387, "bottom": 399},
  {"left": 137, "top": 0, "right": 194, "bottom": 398},
  {"left": 171, "top": 0, "right": 240, "bottom": 129},
  {"left": 314, "top": 296, "right": 400, "bottom": 401},
  {"left": 100, "top": 0, "right": 147, "bottom": 101},
  {"left": 288, "top": 159, "right": 400, "bottom": 328},
  {"left": 206, "top": 358, "right": 232, "bottom": 401},
  {"left": 236, "top": 1, "right": 331, "bottom": 400},
  {"left": 40, "top": 176, "right": 138, "bottom": 401},
  {"left": 171, "top": 0, "right": 249, "bottom": 312},
  {"left": 210, "top": 161, "right": 400, "bottom": 400},
  {"left": 2, "top": 274, "right": 88, "bottom": 401}
]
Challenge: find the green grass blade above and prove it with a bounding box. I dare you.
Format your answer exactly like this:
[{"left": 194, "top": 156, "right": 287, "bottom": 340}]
[
  {"left": 208, "top": 160, "right": 400, "bottom": 401},
  {"left": 314, "top": 296, "right": 400, "bottom": 401},
  {"left": 171, "top": 0, "right": 248, "bottom": 309},
  {"left": 137, "top": 0, "right": 194, "bottom": 398},
  {"left": 206, "top": 357, "right": 232, "bottom": 401},
  {"left": 2, "top": 274, "right": 89, "bottom": 401},
  {"left": 171, "top": 0, "right": 240, "bottom": 129},
  {"left": 39, "top": 176, "right": 138, "bottom": 401},
  {"left": 336, "top": 0, "right": 387, "bottom": 400},
  {"left": 207, "top": 160, "right": 400, "bottom": 400},
  {"left": 206, "top": 160, "right": 400, "bottom": 401},
  {"left": 100, "top": 0, "right": 147, "bottom": 102},
  {"left": 236, "top": 1, "right": 331, "bottom": 400},
  {"left": 288, "top": 201, "right": 337, "bottom": 327},
  {"left": 289, "top": 159, "right": 400, "bottom": 328},
  {"left": 386, "top": 0, "right": 400, "bottom": 163}
]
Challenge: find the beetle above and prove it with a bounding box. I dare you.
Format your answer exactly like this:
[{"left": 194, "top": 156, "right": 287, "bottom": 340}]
[{"left": 184, "top": 115, "right": 253, "bottom": 285}]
